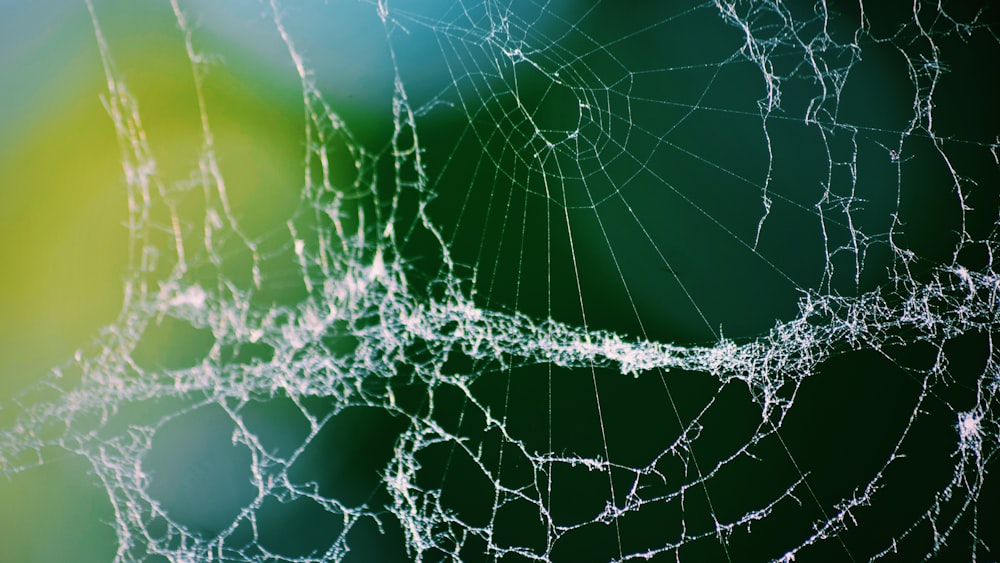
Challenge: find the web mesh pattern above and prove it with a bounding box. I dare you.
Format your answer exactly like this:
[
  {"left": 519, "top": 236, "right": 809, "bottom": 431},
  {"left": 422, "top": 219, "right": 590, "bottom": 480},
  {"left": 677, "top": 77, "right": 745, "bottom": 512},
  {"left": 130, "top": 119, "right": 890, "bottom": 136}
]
[{"left": 2, "top": 0, "right": 999, "bottom": 561}]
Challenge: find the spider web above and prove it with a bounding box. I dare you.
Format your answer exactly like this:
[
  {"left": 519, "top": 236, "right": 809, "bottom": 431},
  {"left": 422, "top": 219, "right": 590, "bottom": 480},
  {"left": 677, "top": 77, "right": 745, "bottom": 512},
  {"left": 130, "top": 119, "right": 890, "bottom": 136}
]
[{"left": 2, "top": 0, "right": 999, "bottom": 561}]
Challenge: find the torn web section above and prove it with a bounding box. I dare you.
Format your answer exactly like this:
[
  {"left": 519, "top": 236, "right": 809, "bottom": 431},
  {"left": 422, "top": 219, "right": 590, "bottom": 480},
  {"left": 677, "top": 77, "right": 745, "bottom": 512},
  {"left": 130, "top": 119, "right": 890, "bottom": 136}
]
[
  {"left": 385, "top": 0, "right": 1000, "bottom": 561},
  {"left": 0, "top": 1, "right": 999, "bottom": 563}
]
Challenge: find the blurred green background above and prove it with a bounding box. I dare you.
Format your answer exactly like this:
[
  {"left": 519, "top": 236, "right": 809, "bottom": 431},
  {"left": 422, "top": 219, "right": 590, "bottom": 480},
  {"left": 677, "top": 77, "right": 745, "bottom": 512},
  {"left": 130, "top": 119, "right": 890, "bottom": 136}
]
[
  {"left": 0, "top": 1, "right": 995, "bottom": 561},
  {"left": 1, "top": 3, "right": 126, "bottom": 560}
]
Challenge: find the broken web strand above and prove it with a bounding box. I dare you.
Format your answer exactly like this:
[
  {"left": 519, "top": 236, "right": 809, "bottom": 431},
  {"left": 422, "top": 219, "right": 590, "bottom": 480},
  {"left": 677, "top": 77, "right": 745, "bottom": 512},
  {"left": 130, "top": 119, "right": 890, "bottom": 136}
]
[{"left": 0, "top": 0, "right": 998, "bottom": 562}]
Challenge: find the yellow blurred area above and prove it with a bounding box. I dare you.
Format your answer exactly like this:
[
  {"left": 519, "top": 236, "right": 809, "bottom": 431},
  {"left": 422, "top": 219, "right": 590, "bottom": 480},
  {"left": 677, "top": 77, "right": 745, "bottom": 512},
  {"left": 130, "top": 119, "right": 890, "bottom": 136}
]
[
  {"left": 0, "top": 3, "right": 303, "bottom": 397},
  {"left": 0, "top": 4, "right": 304, "bottom": 560}
]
